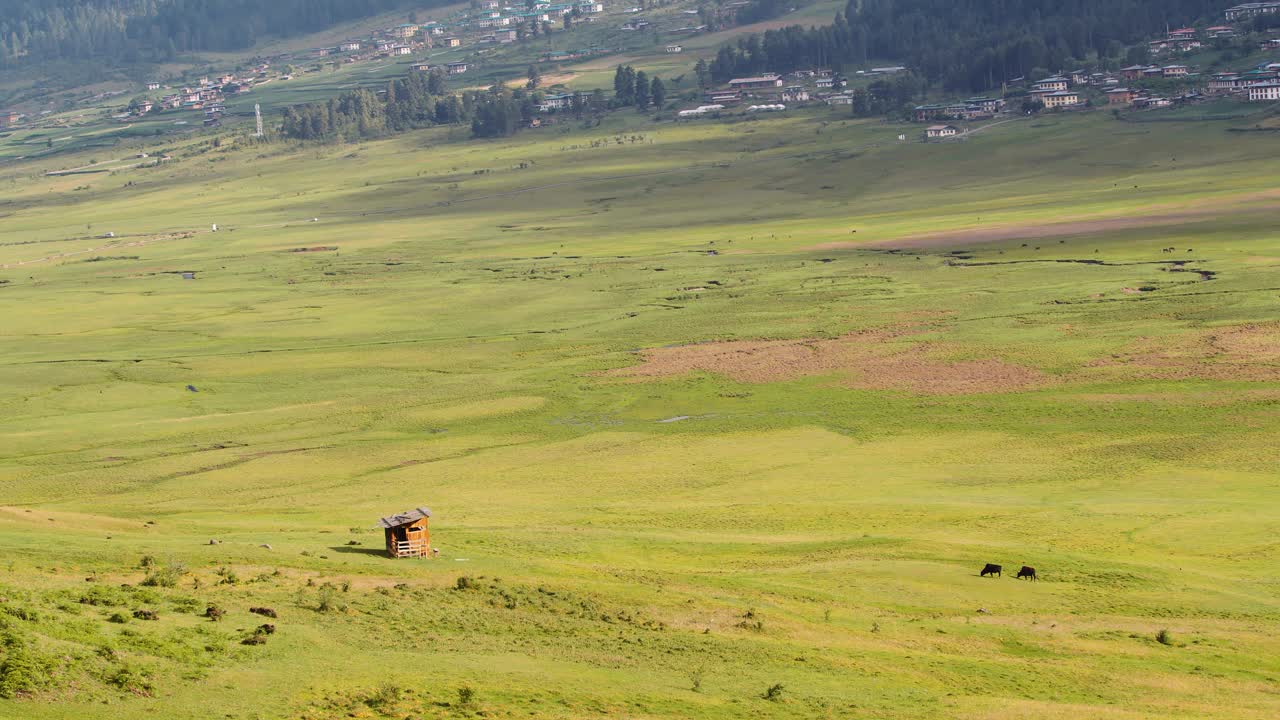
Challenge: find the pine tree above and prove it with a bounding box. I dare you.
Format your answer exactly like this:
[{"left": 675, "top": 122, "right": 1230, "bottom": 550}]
[{"left": 650, "top": 77, "right": 666, "bottom": 109}]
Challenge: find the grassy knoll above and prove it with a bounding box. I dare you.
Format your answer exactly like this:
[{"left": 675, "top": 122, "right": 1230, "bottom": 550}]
[{"left": 0, "top": 108, "right": 1278, "bottom": 719}]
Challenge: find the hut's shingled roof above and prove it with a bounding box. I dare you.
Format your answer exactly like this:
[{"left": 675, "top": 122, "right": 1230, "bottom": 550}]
[{"left": 378, "top": 507, "right": 432, "bottom": 528}]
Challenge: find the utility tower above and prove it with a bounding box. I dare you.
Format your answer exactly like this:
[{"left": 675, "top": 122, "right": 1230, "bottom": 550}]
[{"left": 254, "top": 103, "right": 264, "bottom": 138}]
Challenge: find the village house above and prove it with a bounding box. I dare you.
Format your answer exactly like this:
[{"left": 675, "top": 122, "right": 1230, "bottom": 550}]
[
  {"left": 1120, "top": 64, "right": 1154, "bottom": 80},
  {"left": 704, "top": 89, "right": 741, "bottom": 105},
  {"left": 146, "top": 82, "right": 161, "bottom": 91},
  {"left": 480, "top": 0, "right": 499, "bottom": 8},
  {"left": 780, "top": 86, "right": 810, "bottom": 103},
  {"left": 912, "top": 104, "right": 947, "bottom": 122},
  {"left": 621, "top": 20, "right": 651, "bottom": 31},
  {"left": 538, "top": 93, "right": 575, "bottom": 111},
  {"left": 1041, "top": 90, "right": 1082, "bottom": 109},
  {"left": 339, "top": 41, "right": 361, "bottom": 52},
  {"left": 411, "top": 62, "right": 433, "bottom": 72},
  {"left": 379, "top": 507, "right": 432, "bottom": 558},
  {"left": 729, "top": 74, "right": 784, "bottom": 91},
  {"left": 496, "top": 29, "right": 518, "bottom": 43},
  {"left": 1032, "top": 76, "right": 1069, "bottom": 92},
  {"left": 1208, "top": 73, "right": 1244, "bottom": 93},
  {"left": 1068, "top": 69, "right": 1089, "bottom": 85},
  {"left": 1162, "top": 65, "right": 1190, "bottom": 78},
  {"left": 1225, "top": 2, "right": 1280, "bottom": 21},
  {"left": 446, "top": 61, "right": 470, "bottom": 74},
  {"left": 391, "top": 23, "right": 419, "bottom": 39},
  {"left": 578, "top": 1, "right": 604, "bottom": 12},
  {"left": 825, "top": 93, "right": 853, "bottom": 105},
  {"left": 665, "top": 45, "right": 683, "bottom": 53},
  {"left": 925, "top": 124, "right": 959, "bottom": 139},
  {"left": 964, "top": 97, "right": 1005, "bottom": 115},
  {"left": 1106, "top": 88, "right": 1138, "bottom": 104},
  {"left": 815, "top": 76, "right": 836, "bottom": 89},
  {"left": 1248, "top": 81, "right": 1280, "bottom": 101},
  {"left": 376, "top": 40, "right": 394, "bottom": 52},
  {"left": 1206, "top": 25, "right": 1237, "bottom": 39},
  {"left": 391, "top": 45, "right": 413, "bottom": 56},
  {"left": 442, "top": 36, "right": 462, "bottom": 47}
]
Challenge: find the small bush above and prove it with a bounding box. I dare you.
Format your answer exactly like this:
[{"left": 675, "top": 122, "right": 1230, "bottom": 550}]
[
  {"left": 132, "top": 609, "right": 158, "bottom": 621},
  {"left": 203, "top": 605, "right": 225, "bottom": 622},
  {"left": 457, "top": 685, "right": 477, "bottom": 710},
  {"left": 365, "top": 683, "right": 404, "bottom": 711},
  {"left": 140, "top": 562, "right": 185, "bottom": 588},
  {"left": 1156, "top": 629, "right": 1174, "bottom": 646},
  {"left": 762, "top": 683, "right": 785, "bottom": 702},
  {"left": 455, "top": 576, "right": 475, "bottom": 591},
  {"left": 107, "top": 612, "right": 129, "bottom": 624},
  {"left": 249, "top": 607, "right": 278, "bottom": 618},
  {"left": 315, "top": 583, "right": 340, "bottom": 612},
  {"left": 106, "top": 664, "right": 154, "bottom": 696},
  {"left": 241, "top": 633, "right": 267, "bottom": 646}
]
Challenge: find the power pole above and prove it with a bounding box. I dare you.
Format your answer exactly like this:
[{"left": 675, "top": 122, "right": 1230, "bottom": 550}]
[{"left": 254, "top": 103, "right": 264, "bottom": 138}]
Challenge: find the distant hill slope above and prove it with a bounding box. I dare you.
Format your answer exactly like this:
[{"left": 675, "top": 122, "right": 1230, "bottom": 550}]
[{"left": 0, "top": 0, "right": 435, "bottom": 68}]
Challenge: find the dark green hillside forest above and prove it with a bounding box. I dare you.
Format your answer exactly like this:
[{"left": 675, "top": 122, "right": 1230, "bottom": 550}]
[
  {"left": 711, "top": 0, "right": 1221, "bottom": 91},
  {"left": 0, "top": 0, "right": 431, "bottom": 67}
]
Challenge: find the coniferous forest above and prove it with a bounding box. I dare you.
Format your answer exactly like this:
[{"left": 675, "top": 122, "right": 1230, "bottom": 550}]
[
  {"left": 0, "top": 0, "right": 428, "bottom": 67},
  {"left": 711, "top": 0, "right": 1222, "bottom": 92}
]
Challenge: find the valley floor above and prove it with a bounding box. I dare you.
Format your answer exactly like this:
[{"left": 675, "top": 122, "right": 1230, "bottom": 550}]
[{"left": 0, "top": 109, "right": 1277, "bottom": 719}]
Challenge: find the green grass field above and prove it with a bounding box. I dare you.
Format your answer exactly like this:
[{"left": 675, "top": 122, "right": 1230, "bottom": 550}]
[{"left": 1, "top": 107, "right": 1278, "bottom": 719}]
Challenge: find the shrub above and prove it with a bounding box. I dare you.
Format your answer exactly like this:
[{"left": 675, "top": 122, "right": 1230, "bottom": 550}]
[
  {"left": 365, "top": 683, "right": 404, "bottom": 711},
  {"left": 457, "top": 685, "right": 477, "bottom": 710},
  {"left": 1156, "top": 629, "right": 1174, "bottom": 646},
  {"left": 140, "top": 562, "right": 186, "bottom": 588},
  {"left": 132, "top": 609, "right": 158, "bottom": 621},
  {"left": 315, "top": 583, "right": 340, "bottom": 612},
  {"left": 203, "top": 605, "right": 225, "bottom": 622},
  {"left": 106, "top": 664, "right": 154, "bottom": 696},
  {"left": 762, "top": 683, "right": 785, "bottom": 701},
  {"left": 455, "top": 576, "right": 475, "bottom": 591},
  {"left": 0, "top": 647, "right": 48, "bottom": 699}
]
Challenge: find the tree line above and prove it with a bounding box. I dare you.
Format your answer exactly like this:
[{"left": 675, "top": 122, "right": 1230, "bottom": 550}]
[
  {"left": 613, "top": 65, "right": 667, "bottom": 111},
  {"left": 281, "top": 68, "right": 620, "bottom": 143},
  {"left": 709, "top": 0, "right": 1218, "bottom": 93}
]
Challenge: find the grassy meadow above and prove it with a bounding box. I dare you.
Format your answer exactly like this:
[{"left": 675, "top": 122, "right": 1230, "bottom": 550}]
[{"left": 0, "top": 108, "right": 1278, "bottom": 719}]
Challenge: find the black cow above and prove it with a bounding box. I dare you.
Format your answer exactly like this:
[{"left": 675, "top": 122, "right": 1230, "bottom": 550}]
[
  {"left": 1017, "top": 566, "right": 1037, "bottom": 581},
  {"left": 980, "top": 563, "right": 1002, "bottom": 578}
]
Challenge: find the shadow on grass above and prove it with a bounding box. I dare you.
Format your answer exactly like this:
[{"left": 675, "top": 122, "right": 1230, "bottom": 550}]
[{"left": 329, "top": 546, "right": 388, "bottom": 557}]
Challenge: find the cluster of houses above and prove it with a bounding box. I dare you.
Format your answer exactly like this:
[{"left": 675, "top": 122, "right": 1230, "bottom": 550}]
[
  {"left": 143, "top": 69, "right": 265, "bottom": 125},
  {"left": 912, "top": 54, "right": 1279, "bottom": 125},
  {"left": 693, "top": 69, "right": 894, "bottom": 111}
]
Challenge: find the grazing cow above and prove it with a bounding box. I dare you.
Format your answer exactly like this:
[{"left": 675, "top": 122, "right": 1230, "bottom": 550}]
[
  {"left": 1017, "top": 566, "right": 1037, "bottom": 581},
  {"left": 980, "top": 563, "right": 1002, "bottom": 578}
]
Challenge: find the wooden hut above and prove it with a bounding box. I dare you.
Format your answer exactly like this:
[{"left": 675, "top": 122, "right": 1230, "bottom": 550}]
[{"left": 378, "top": 506, "right": 432, "bottom": 558}]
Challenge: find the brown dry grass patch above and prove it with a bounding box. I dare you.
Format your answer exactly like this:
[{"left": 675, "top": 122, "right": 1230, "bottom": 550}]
[
  {"left": 606, "top": 326, "right": 1049, "bottom": 395},
  {"left": 1088, "top": 322, "right": 1280, "bottom": 382}
]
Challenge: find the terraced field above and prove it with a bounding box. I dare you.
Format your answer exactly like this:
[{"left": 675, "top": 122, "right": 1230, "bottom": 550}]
[{"left": 0, "top": 108, "right": 1277, "bottom": 719}]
